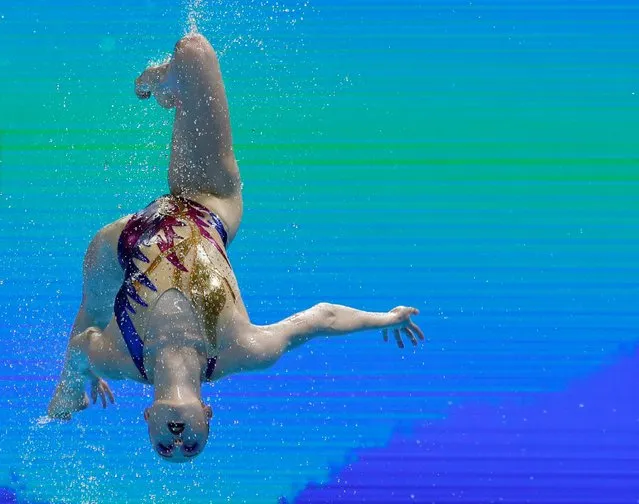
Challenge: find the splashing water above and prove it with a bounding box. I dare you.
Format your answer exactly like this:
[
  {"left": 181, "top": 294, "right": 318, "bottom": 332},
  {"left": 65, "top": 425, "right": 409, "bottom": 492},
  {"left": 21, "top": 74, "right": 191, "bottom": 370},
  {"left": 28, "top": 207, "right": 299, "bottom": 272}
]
[
  {"left": 186, "top": 0, "right": 206, "bottom": 34},
  {"left": 34, "top": 415, "right": 54, "bottom": 428}
]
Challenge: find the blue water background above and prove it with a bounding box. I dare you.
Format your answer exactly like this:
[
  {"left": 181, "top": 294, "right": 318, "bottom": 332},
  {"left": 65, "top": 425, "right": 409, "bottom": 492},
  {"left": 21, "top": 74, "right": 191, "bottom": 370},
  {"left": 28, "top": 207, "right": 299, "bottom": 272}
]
[{"left": 1, "top": 0, "right": 638, "bottom": 502}]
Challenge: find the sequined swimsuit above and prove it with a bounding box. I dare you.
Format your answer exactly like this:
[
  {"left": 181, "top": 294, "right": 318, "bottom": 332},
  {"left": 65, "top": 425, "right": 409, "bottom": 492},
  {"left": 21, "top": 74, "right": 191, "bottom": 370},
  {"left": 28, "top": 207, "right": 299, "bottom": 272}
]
[{"left": 114, "top": 195, "right": 236, "bottom": 382}]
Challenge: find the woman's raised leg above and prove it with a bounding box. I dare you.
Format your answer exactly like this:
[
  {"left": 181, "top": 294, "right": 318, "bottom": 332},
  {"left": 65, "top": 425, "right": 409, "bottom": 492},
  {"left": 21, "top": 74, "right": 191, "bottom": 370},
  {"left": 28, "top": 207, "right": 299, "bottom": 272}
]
[{"left": 135, "top": 33, "right": 243, "bottom": 239}]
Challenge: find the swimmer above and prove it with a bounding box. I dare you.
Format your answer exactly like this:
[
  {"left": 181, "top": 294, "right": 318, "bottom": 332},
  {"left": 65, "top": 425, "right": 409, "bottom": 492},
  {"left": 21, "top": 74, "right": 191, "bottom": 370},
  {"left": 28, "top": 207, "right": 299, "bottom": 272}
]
[{"left": 47, "top": 33, "right": 425, "bottom": 462}]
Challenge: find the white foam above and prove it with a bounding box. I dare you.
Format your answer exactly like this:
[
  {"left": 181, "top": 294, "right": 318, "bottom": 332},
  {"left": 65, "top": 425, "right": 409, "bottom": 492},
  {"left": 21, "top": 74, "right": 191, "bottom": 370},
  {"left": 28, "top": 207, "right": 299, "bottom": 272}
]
[{"left": 33, "top": 415, "right": 55, "bottom": 427}]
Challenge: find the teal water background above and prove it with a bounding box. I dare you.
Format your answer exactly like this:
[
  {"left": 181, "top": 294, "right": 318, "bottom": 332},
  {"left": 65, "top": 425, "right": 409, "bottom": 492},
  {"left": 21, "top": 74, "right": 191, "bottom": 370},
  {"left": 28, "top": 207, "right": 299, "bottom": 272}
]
[{"left": 1, "top": 1, "right": 638, "bottom": 502}]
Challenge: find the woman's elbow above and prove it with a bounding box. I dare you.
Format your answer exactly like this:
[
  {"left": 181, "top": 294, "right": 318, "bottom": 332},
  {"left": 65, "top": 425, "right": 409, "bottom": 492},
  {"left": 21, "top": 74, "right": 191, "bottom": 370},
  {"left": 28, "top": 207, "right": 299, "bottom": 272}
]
[
  {"left": 242, "top": 326, "right": 285, "bottom": 370},
  {"left": 313, "top": 302, "right": 337, "bottom": 334}
]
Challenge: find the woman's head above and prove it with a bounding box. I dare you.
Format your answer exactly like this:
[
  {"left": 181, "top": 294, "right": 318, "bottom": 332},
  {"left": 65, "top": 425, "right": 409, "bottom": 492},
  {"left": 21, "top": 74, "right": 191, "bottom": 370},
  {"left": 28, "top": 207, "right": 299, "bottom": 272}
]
[{"left": 144, "top": 399, "right": 212, "bottom": 462}]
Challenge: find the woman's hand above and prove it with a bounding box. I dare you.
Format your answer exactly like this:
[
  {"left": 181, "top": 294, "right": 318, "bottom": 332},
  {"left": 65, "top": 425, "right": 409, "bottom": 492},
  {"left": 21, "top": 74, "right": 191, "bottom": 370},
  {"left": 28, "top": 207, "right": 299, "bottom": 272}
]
[
  {"left": 47, "top": 375, "right": 115, "bottom": 421},
  {"left": 90, "top": 375, "right": 115, "bottom": 409},
  {"left": 382, "top": 306, "right": 425, "bottom": 348}
]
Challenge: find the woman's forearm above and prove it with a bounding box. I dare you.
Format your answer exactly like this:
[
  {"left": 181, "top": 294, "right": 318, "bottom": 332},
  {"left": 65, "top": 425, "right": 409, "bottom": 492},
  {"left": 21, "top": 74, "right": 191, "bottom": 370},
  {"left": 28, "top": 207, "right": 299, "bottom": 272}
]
[{"left": 318, "top": 303, "right": 390, "bottom": 336}]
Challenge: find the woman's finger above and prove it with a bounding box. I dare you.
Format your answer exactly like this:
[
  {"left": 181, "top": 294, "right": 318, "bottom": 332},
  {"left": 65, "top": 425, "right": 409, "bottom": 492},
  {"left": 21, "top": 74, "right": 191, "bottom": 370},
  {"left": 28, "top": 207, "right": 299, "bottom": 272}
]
[
  {"left": 104, "top": 384, "right": 115, "bottom": 404},
  {"left": 409, "top": 322, "right": 425, "bottom": 341},
  {"left": 404, "top": 327, "right": 418, "bottom": 346},
  {"left": 382, "top": 329, "right": 388, "bottom": 342},
  {"left": 91, "top": 385, "right": 97, "bottom": 404},
  {"left": 394, "top": 329, "right": 404, "bottom": 349}
]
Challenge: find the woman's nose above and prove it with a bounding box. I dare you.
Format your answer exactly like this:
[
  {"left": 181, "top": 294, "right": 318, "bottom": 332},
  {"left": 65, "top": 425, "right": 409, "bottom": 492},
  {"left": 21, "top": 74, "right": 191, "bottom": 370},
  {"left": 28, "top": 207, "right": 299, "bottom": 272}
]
[{"left": 167, "top": 421, "right": 185, "bottom": 435}]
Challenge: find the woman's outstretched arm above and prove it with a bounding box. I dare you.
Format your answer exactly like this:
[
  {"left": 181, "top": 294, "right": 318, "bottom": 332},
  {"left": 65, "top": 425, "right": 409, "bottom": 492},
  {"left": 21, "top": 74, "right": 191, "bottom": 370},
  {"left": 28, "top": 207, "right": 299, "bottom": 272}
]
[{"left": 228, "top": 304, "right": 425, "bottom": 373}]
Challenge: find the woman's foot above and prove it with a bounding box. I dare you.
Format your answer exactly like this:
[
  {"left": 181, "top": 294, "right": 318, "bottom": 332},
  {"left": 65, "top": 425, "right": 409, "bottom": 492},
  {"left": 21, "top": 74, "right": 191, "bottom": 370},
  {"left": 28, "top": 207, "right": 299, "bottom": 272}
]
[{"left": 135, "top": 61, "right": 178, "bottom": 109}]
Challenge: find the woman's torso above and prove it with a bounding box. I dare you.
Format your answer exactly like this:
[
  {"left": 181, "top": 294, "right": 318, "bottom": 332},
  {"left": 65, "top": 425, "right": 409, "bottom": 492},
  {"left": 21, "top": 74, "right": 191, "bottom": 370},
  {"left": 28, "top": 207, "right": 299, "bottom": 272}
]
[{"left": 111, "top": 194, "right": 243, "bottom": 383}]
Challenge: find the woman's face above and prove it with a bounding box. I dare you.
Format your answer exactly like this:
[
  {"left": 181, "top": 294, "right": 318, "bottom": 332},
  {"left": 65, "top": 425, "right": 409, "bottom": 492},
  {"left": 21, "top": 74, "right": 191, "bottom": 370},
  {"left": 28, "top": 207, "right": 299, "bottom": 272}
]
[{"left": 144, "top": 399, "right": 213, "bottom": 462}]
